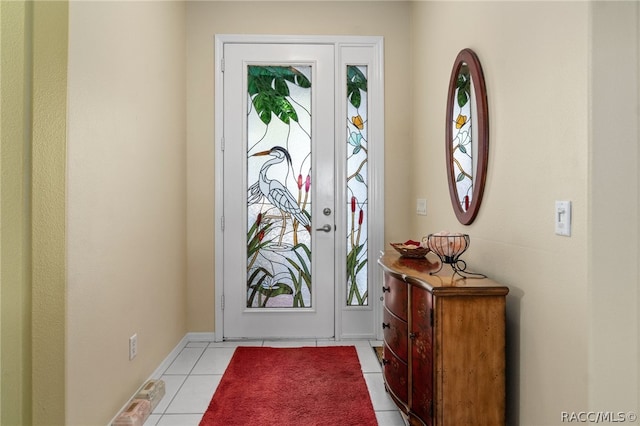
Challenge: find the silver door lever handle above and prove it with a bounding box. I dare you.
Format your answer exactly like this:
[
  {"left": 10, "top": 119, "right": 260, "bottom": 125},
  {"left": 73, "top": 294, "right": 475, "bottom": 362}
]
[{"left": 316, "top": 224, "right": 333, "bottom": 232}]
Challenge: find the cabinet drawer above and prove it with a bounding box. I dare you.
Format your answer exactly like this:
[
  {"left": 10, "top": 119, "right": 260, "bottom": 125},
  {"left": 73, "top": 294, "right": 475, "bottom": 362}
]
[
  {"left": 383, "top": 274, "right": 408, "bottom": 320},
  {"left": 383, "top": 343, "right": 408, "bottom": 404},
  {"left": 383, "top": 307, "right": 408, "bottom": 362}
]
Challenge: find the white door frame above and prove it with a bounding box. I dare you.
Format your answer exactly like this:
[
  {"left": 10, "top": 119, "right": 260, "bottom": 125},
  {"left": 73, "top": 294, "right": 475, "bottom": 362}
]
[{"left": 214, "top": 34, "right": 385, "bottom": 341}]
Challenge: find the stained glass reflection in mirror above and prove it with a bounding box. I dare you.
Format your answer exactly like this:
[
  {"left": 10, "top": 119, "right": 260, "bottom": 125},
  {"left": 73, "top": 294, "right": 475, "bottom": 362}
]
[{"left": 452, "top": 64, "right": 473, "bottom": 212}]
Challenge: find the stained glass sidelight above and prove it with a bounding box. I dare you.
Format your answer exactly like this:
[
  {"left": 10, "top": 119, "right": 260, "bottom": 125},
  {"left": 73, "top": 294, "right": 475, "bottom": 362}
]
[
  {"left": 346, "top": 65, "right": 369, "bottom": 306},
  {"left": 452, "top": 65, "right": 473, "bottom": 212},
  {"left": 246, "top": 65, "right": 312, "bottom": 308}
]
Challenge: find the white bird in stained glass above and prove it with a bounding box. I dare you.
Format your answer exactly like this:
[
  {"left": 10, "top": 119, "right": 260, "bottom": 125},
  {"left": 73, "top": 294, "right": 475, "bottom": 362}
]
[{"left": 248, "top": 146, "right": 311, "bottom": 231}]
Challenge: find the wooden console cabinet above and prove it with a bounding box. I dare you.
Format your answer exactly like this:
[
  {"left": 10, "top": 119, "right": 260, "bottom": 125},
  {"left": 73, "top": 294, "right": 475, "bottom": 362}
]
[{"left": 378, "top": 251, "right": 509, "bottom": 426}]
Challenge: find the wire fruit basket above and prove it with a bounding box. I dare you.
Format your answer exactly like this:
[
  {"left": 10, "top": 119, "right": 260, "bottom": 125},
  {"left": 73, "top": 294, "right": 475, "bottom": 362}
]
[{"left": 427, "top": 233, "right": 486, "bottom": 278}]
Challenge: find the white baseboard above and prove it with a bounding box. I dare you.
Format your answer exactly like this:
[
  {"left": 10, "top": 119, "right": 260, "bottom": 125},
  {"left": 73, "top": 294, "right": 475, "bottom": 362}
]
[{"left": 184, "top": 331, "right": 217, "bottom": 342}]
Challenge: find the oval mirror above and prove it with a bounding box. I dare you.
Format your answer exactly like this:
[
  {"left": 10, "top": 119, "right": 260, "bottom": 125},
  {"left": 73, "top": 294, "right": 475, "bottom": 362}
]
[{"left": 445, "top": 48, "right": 489, "bottom": 225}]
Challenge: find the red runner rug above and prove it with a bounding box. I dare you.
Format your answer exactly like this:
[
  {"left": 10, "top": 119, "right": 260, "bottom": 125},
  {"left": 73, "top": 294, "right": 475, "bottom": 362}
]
[{"left": 199, "top": 346, "right": 378, "bottom": 426}]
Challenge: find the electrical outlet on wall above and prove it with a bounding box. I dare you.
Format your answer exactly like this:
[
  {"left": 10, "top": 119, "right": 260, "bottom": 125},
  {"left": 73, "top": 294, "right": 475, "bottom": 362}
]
[{"left": 129, "top": 333, "right": 138, "bottom": 360}]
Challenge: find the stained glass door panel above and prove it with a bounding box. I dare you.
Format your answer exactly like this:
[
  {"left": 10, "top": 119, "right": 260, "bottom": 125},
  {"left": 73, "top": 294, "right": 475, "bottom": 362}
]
[
  {"left": 247, "top": 65, "right": 313, "bottom": 309},
  {"left": 346, "top": 65, "right": 369, "bottom": 306},
  {"left": 222, "top": 43, "right": 335, "bottom": 338}
]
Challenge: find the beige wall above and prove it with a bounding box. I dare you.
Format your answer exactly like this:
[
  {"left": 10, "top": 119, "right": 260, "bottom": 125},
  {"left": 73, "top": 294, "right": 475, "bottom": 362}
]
[
  {"left": 589, "top": 0, "right": 639, "bottom": 414},
  {"left": 185, "top": 1, "right": 414, "bottom": 331},
  {"left": 3, "top": 1, "right": 636, "bottom": 424},
  {"left": 67, "top": 1, "right": 187, "bottom": 423},
  {"left": 411, "top": 1, "right": 638, "bottom": 425},
  {"left": 31, "top": 3, "right": 69, "bottom": 423},
  {"left": 1, "top": 2, "right": 34, "bottom": 424},
  {"left": 1, "top": 1, "right": 69, "bottom": 424}
]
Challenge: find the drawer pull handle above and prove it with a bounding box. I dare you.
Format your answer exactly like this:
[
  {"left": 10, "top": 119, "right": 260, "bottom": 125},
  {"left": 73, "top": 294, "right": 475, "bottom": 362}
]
[
  {"left": 382, "top": 359, "right": 390, "bottom": 366},
  {"left": 382, "top": 322, "right": 390, "bottom": 329},
  {"left": 409, "top": 332, "right": 417, "bottom": 339},
  {"left": 382, "top": 286, "right": 390, "bottom": 293}
]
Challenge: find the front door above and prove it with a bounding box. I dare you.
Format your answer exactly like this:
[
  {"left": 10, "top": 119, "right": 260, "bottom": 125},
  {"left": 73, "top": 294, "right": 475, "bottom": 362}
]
[
  {"left": 217, "top": 36, "right": 384, "bottom": 340},
  {"left": 222, "top": 43, "right": 336, "bottom": 338}
]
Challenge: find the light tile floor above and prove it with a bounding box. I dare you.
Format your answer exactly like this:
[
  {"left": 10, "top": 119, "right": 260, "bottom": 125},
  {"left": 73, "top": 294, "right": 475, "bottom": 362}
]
[{"left": 142, "top": 339, "right": 406, "bottom": 426}]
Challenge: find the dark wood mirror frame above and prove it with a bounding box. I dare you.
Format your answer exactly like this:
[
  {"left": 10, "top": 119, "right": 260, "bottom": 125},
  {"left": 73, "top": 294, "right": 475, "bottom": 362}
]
[{"left": 445, "top": 48, "right": 489, "bottom": 225}]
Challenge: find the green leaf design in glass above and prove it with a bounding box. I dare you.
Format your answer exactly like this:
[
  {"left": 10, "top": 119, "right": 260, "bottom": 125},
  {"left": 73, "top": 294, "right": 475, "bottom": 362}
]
[
  {"left": 456, "top": 71, "right": 470, "bottom": 108},
  {"left": 347, "top": 66, "right": 368, "bottom": 109},
  {"left": 248, "top": 66, "right": 310, "bottom": 125}
]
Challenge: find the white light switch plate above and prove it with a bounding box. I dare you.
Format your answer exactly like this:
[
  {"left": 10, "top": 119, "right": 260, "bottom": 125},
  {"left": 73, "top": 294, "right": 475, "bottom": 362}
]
[
  {"left": 555, "top": 201, "right": 571, "bottom": 236},
  {"left": 416, "top": 198, "right": 427, "bottom": 216}
]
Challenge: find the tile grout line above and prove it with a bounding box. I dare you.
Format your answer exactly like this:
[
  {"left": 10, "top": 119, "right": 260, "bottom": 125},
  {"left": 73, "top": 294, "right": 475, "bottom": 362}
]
[
  {"left": 151, "top": 341, "right": 189, "bottom": 418},
  {"left": 154, "top": 341, "right": 199, "bottom": 419}
]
